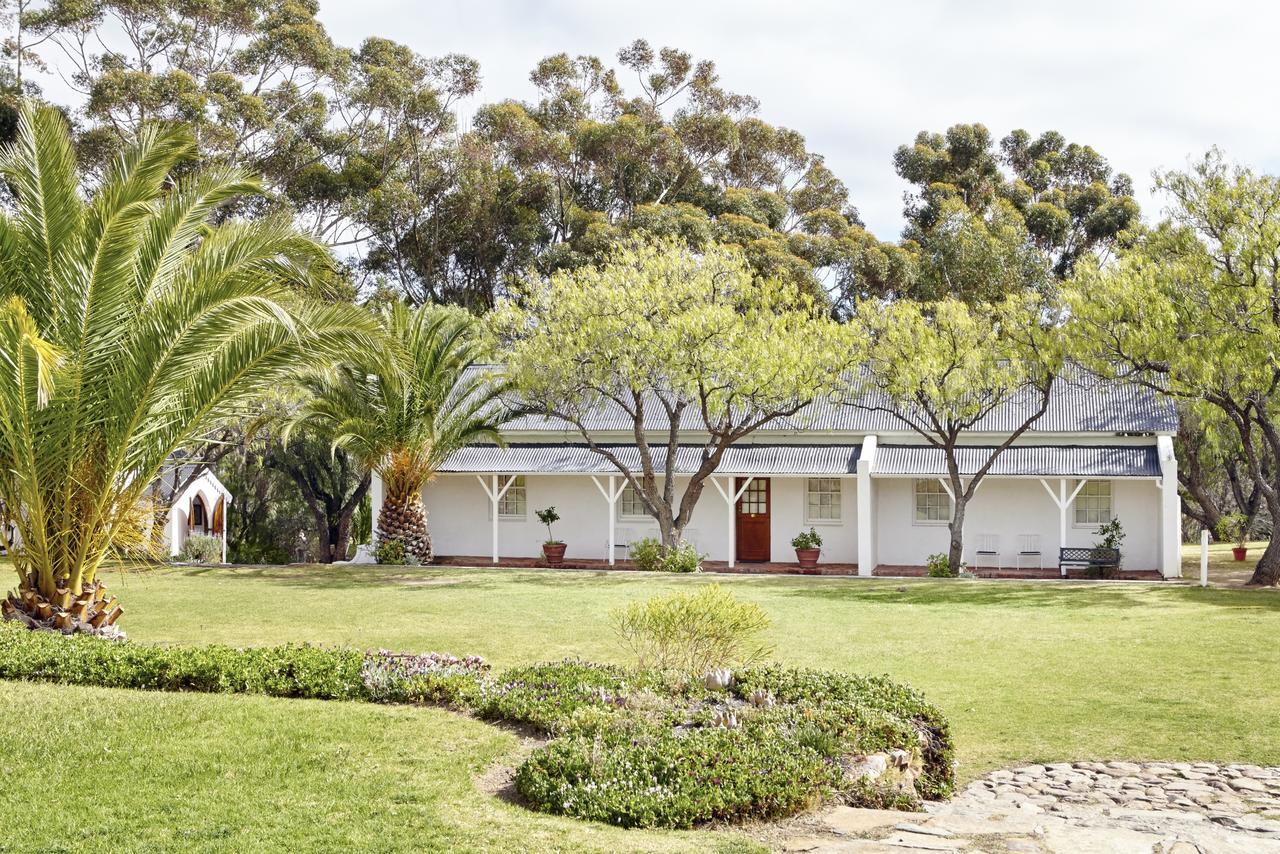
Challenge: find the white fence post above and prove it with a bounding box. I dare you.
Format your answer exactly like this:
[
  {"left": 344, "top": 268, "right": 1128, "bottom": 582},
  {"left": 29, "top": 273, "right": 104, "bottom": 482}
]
[{"left": 1200, "top": 528, "right": 1209, "bottom": 587}]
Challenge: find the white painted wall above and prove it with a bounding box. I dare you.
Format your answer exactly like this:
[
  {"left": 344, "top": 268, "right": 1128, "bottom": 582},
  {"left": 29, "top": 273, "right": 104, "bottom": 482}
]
[
  {"left": 873, "top": 477, "right": 1160, "bottom": 571},
  {"left": 422, "top": 474, "right": 860, "bottom": 563}
]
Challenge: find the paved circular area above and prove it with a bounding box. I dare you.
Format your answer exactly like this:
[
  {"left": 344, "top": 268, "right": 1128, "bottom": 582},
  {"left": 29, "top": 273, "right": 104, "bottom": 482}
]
[{"left": 777, "top": 761, "right": 1280, "bottom": 853}]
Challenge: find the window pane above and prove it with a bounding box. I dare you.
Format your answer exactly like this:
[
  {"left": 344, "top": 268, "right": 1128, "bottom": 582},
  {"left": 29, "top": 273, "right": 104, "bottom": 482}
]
[
  {"left": 1073, "top": 481, "right": 1112, "bottom": 525},
  {"left": 618, "top": 484, "right": 647, "bottom": 518},
  {"left": 498, "top": 476, "right": 526, "bottom": 517},
  {"left": 806, "top": 478, "right": 841, "bottom": 521},
  {"left": 915, "top": 479, "right": 951, "bottom": 522}
]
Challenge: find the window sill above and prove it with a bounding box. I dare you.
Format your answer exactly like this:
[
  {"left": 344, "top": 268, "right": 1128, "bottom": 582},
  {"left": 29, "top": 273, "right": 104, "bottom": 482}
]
[{"left": 803, "top": 518, "right": 845, "bottom": 526}]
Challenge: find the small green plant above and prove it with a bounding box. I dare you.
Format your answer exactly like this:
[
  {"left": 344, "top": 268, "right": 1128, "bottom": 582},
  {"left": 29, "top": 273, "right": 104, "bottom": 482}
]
[
  {"left": 176, "top": 534, "right": 222, "bottom": 564},
  {"left": 660, "top": 539, "right": 704, "bottom": 573},
  {"left": 374, "top": 537, "right": 419, "bottom": 566},
  {"left": 611, "top": 583, "right": 773, "bottom": 672},
  {"left": 628, "top": 537, "right": 703, "bottom": 572},
  {"left": 535, "top": 506, "right": 562, "bottom": 544},
  {"left": 791, "top": 528, "right": 823, "bottom": 550},
  {"left": 1094, "top": 517, "right": 1125, "bottom": 552},
  {"left": 925, "top": 553, "right": 955, "bottom": 578},
  {"left": 1216, "top": 512, "right": 1248, "bottom": 548},
  {"left": 628, "top": 537, "right": 663, "bottom": 571}
]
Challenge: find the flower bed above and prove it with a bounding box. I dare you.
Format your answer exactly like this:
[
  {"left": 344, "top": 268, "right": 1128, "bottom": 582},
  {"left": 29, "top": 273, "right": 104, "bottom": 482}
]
[{"left": 0, "top": 623, "right": 953, "bottom": 828}]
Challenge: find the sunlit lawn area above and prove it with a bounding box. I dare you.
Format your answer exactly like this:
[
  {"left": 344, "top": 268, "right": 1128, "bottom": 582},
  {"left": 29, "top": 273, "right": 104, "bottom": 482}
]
[{"left": 1, "top": 551, "right": 1278, "bottom": 852}]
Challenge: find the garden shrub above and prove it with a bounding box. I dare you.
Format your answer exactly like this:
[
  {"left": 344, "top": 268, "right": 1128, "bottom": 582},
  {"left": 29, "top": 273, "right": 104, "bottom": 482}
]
[
  {"left": 474, "top": 659, "right": 641, "bottom": 733},
  {"left": 0, "top": 625, "right": 954, "bottom": 829},
  {"left": 925, "top": 553, "right": 955, "bottom": 578},
  {"left": 731, "top": 664, "right": 956, "bottom": 800},
  {"left": 612, "top": 583, "right": 773, "bottom": 672},
  {"left": 374, "top": 537, "right": 417, "bottom": 566},
  {"left": 516, "top": 714, "right": 841, "bottom": 828},
  {"left": 0, "top": 623, "right": 366, "bottom": 699},
  {"left": 628, "top": 537, "right": 663, "bottom": 571},
  {"left": 628, "top": 537, "right": 703, "bottom": 572},
  {"left": 361, "top": 650, "right": 489, "bottom": 707},
  {"left": 658, "top": 539, "right": 703, "bottom": 573},
  {"left": 177, "top": 533, "right": 222, "bottom": 563}
]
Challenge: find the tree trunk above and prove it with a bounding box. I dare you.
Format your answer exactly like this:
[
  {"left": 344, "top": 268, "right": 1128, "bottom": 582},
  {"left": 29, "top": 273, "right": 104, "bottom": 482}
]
[
  {"left": 947, "top": 497, "right": 967, "bottom": 575},
  {"left": 376, "top": 494, "right": 432, "bottom": 564},
  {"left": 1248, "top": 537, "right": 1280, "bottom": 586}
]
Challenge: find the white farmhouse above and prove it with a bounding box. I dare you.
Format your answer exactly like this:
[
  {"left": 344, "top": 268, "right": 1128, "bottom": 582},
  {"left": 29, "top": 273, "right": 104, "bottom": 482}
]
[{"left": 373, "top": 375, "right": 1180, "bottom": 578}]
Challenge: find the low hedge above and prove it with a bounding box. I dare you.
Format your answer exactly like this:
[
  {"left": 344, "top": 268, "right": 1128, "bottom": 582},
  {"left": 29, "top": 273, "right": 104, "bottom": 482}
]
[
  {"left": 0, "top": 624, "right": 366, "bottom": 699},
  {"left": 0, "top": 624, "right": 954, "bottom": 828}
]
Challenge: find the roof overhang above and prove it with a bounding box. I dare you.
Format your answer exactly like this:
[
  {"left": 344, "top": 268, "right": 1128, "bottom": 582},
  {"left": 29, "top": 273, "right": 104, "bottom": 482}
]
[
  {"left": 438, "top": 443, "right": 861, "bottom": 476},
  {"left": 872, "top": 445, "right": 1161, "bottom": 479}
]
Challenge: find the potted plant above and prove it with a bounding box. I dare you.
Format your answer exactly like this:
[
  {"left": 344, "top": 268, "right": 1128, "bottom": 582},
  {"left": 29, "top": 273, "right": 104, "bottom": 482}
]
[
  {"left": 536, "top": 506, "right": 567, "bottom": 566},
  {"left": 791, "top": 528, "right": 823, "bottom": 569},
  {"left": 1216, "top": 513, "right": 1249, "bottom": 561}
]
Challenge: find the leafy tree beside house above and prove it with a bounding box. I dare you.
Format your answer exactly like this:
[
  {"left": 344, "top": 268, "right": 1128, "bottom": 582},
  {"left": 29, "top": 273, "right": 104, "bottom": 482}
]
[
  {"left": 0, "top": 103, "right": 375, "bottom": 629},
  {"left": 493, "top": 237, "right": 846, "bottom": 549},
  {"left": 1067, "top": 150, "right": 1280, "bottom": 586},
  {"left": 838, "top": 294, "right": 1062, "bottom": 575},
  {"left": 289, "top": 304, "right": 511, "bottom": 564}
]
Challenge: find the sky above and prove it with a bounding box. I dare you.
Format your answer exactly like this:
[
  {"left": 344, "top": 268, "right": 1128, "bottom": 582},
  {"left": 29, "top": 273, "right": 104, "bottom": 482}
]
[{"left": 314, "top": 0, "right": 1280, "bottom": 241}]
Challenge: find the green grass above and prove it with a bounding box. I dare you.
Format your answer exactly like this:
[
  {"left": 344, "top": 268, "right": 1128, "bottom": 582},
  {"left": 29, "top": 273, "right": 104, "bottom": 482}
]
[
  {"left": 2, "top": 552, "right": 1279, "bottom": 851},
  {"left": 0, "top": 680, "right": 736, "bottom": 854},
  {"left": 1183, "top": 538, "right": 1274, "bottom": 586}
]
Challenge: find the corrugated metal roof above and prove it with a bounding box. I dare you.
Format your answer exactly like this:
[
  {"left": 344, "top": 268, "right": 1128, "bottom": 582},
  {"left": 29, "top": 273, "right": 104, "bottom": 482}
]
[
  {"left": 439, "top": 443, "right": 861, "bottom": 475},
  {"left": 494, "top": 371, "right": 1177, "bottom": 435},
  {"left": 873, "top": 445, "right": 1161, "bottom": 478}
]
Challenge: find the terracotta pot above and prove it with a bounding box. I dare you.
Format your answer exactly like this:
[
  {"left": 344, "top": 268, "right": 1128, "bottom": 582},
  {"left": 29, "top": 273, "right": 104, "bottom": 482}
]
[
  {"left": 795, "top": 548, "right": 820, "bottom": 569},
  {"left": 542, "top": 542, "right": 567, "bottom": 566},
  {"left": 1232, "top": 546, "right": 1248, "bottom": 562}
]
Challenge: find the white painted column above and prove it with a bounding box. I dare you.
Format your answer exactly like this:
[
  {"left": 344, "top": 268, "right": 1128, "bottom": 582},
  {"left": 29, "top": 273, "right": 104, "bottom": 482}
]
[
  {"left": 1158, "top": 435, "right": 1182, "bottom": 578},
  {"left": 711, "top": 476, "right": 754, "bottom": 569},
  {"left": 222, "top": 498, "right": 230, "bottom": 564},
  {"left": 477, "top": 474, "right": 517, "bottom": 564},
  {"left": 591, "top": 474, "right": 627, "bottom": 565},
  {"left": 856, "top": 435, "right": 878, "bottom": 577},
  {"left": 1039, "top": 477, "right": 1088, "bottom": 577},
  {"left": 169, "top": 508, "right": 181, "bottom": 557},
  {"left": 370, "top": 471, "right": 384, "bottom": 536}
]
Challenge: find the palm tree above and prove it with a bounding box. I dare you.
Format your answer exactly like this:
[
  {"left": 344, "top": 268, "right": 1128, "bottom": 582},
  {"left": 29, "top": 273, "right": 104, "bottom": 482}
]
[
  {"left": 290, "top": 303, "right": 512, "bottom": 563},
  {"left": 0, "top": 103, "right": 376, "bottom": 633}
]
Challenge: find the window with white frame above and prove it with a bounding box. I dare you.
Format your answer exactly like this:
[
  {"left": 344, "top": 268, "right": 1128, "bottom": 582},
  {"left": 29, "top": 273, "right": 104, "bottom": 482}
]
[
  {"left": 496, "top": 476, "right": 526, "bottom": 518},
  {"left": 806, "top": 478, "right": 843, "bottom": 522},
  {"left": 1073, "top": 480, "right": 1112, "bottom": 526},
  {"left": 913, "top": 479, "right": 951, "bottom": 524},
  {"left": 617, "top": 483, "right": 648, "bottom": 519}
]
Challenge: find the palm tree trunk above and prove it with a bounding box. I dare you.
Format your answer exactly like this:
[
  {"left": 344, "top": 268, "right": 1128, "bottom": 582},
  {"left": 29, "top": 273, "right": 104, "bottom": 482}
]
[{"left": 376, "top": 493, "right": 433, "bottom": 564}]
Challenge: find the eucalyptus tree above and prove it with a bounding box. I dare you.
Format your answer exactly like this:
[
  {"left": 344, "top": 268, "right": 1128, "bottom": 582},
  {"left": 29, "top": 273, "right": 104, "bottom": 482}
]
[
  {"left": 1067, "top": 151, "right": 1280, "bottom": 585},
  {"left": 0, "top": 103, "right": 376, "bottom": 631},
  {"left": 894, "top": 123, "right": 1139, "bottom": 288},
  {"left": 289, "top": 304, "right": 511, "bottom": 564}
]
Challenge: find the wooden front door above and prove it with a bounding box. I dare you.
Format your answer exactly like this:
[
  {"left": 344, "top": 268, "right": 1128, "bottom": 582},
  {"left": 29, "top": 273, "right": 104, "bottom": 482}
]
[{"left": 735, "top": 478, "right": 771, "bottom": 562}]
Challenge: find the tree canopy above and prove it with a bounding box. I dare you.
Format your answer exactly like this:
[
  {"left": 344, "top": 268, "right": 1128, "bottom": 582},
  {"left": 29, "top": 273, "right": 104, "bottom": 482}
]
[
  {"left": 493, "top": 236, "right": 846, "bottom": 546},
  {"left": 894, "top": 123, "right": 1139, "bottom": 290},
  {"left": 1066, "top": 150, "right": 1280, "bottom": 585}
]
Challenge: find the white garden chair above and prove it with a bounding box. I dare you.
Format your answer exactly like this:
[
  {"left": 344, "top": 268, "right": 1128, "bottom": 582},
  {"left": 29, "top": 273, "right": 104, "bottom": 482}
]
[
  {"left": 1017, "top": 534, "right": 1043, "bottom": 569},
  {"left": 974, "top": 534, "right": 1001, "bottom": 570}
]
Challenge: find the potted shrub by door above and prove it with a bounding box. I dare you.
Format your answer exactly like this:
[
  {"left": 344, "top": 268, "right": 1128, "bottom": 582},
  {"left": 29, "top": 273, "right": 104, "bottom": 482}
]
[
  {"left": 1216, "top": 513, "right": 1249, "bottom": 561},
  {"left": 536, "top": 506, "right": 567, "bottom": 566},
  {"left": 792, "top": 528, "right": 823, "bottom": 570}
]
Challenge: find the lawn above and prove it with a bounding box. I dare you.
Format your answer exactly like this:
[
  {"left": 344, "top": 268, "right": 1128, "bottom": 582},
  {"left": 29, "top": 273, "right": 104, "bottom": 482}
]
[{"left": 1, "top": 550, "right": 1278, "bottom": 852}]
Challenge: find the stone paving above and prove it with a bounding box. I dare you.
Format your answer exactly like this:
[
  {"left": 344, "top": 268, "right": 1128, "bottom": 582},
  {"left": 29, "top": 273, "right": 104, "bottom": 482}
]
[{"left": 776, "top": 761, "right": 1280, "bottom": 853}]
